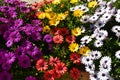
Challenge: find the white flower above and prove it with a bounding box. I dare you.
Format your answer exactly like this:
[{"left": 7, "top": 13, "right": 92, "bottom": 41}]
[
  {"left": 98, "top": 71, "right": 109, "bottom": 80},
  {"left": 95, "top": 7, "right": 105, "bottom": 15},
  {"left": 94, "top": 40, "right": 103, "bottom": 47},
  {"left": 100, "top": 56, "right": 112, "bottom": 66},
  {"left": 100, "top": 13, "right": 112, "bottom": 22},
  {"left": 89, "top": 14, "right": 99, "bottom": 23},
  {"left": 94, "top": 20, "right": 106, "bottom": 28},
  {"left": 85, "top": 64, "right": 95, "bottom": 74},
  {"left": 89, "top": 50, "right": 102, "bottom": 60},
  {"left": 112, "top": 25, "right": 120, "bottom": 33},
  {"left": 116, "top": 32, "right": 120, "bottom": 37},
  {"left": 95, "top": 29, "right": 108, "bottom": 40},
  {"left": 81, "top": 56, "right": 93, "bottom": 65},
  {"left": 70, "top": 7, "right": 76, "bottom": 11},
  {"left": 115, "top": 50, "right": 120, "bottom": 59},
  {"left": 80, "top": 36, "right": 92, "bottom": 44},
  {"left": 80, "top": 15, "right": 90, "bottom": 23},
  {"left": 99, "top": 64, "right": 111, "bottom": 73},
  {"left": 115, "top": 16, "right": 120, "bottom": 23},
  {"left": 89, "top": 72, "right": 98, "bottom": 80}
]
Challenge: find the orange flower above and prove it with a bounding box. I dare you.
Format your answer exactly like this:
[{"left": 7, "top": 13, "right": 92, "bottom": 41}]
[
  {"left": 70, "top": 53, "right": 81, "bottom": 64},
  {"left": 53, "top": 35, "right": 63, "bottom": 44}
]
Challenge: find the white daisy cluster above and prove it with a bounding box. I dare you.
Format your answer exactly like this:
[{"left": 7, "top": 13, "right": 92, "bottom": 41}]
[{"left": 112, "top": 25, "right": 120, "bottom": 37}]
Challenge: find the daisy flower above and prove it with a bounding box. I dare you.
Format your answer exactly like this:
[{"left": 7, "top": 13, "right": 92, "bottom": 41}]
[
  {"left": 36, "top": 59, "right": 48, "bottom": 72},
  {"left": 97, "top": 71, "right": 109, "bottom": 80},
  {"left": 79, "top": 46, "right": 90, "bottom": 56},
  {"left": 71, "top": 27, "right": 82, "bottom": 36},
  {"left": 81, "top": 56, "right": 93, "bottom": 65},
  {"left": 73, "top": 9, "right": 84, "bottom": 17},
  {"left": 115, "top": 50, "right": 120, "bottom": 59},
  {"left": 89, "top": 14, "right": 99, "bottom": 23},
  {"left": 70, "top": 53, "right": 81, "bottom": 64},
  {"left": 55, "top": 62, "right": 67, "bottom": 74},
  {"left": 100, "top": 56, "right": 112, "bottom": 66},
  {"left": 85, "top": 64, "right": 95, "bottom": 74},
  {"left": 80, "top": 15, "right": 90, "bottom": 23},
  {"left": 80, "top": 36, "right": 92, "bottom": 44},
  {"left": 99, "top": 64, "right": 111, "bottom": 73},
  {"left": 111, "top": 25, "right": 120, "bottom": 33},
  {"left": 89, "top": 72, "right": 98, "bottom": 80},
  {"left": 69, "top": 43, "right": 79, "bottom": 52},
  {"left": 65, "top": 35, "right": 76, "bottom": 44},
  {"left": 49, "top": 56, "right": 60, "bottom": 66},
  {"left": 94, "top": 40, "right": 103, "bottom": 47},
  {"left": 94, "top": 20, "right": 106, "bottom": 28},
  {"left": 53, "top": 35, "right": 63, "bottom": 44},
  {"left": 88, "top": 0, "right": 98, "bottom": 8},
  {"left": 44, "top": 70, "right": 54, "bottom": 80}
]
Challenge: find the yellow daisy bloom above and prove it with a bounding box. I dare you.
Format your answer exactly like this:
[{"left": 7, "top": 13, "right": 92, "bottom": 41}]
[
  {"left": 52, "top": 0, "right": 61, "bottom": 4},
  {"left": 57, "top": 13, "right": 66, "bottom": 21},
  {"left": 71, "top": 27, "right": 82, "bottom": 36},
  {"left": 70, "top": 0, "right": 78, "bottom": 4},
  {"left": 45, "top": 12, "right": 56, "bottom": 20},
  {"left": 88, "top": 1, "right": 98, "bottom": 8},
  {"left": 45, "top": 8, "right": 52, "bottom": 13},
  {"left": 38, "top": 13, "right": 46, "bottom": 19},
  {"left": 49, "top": 19, "right": 60, "bottom": 26},
  {"left": 79, "top": 46, "right": 90, "bottom": 56},
  {"left": 69, "top": 43, "right": 79, "bottom": 52},
  {"left": 73, "top": 9, "right": 84, "bottom": 17},
  {"left": 43, "top": 25, "right": 51, "bottom": 33}
]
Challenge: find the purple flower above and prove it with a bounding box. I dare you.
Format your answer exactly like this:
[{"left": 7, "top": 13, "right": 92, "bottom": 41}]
[
  {"left": 2, "top": 62, "right": 12, "bottom": 71},
  {"left": 18, "top": 55, "right": 31, "bottom": 68},
  {"left": 0, "top": 24, "right": 7, "bottom": 35},
  {"left": 8, "top": 11, "right": 17, "bottom": 18},
  {"left": 0, "top": 71, "right": 12, "bottom": 80},
  {"left": 0, "top": 17, "right": 9, "bottom": 23},
  {"left": 14, "top": 47, "right": 26, "bottom": 58},
  {"left": 43, "top": 34, "right": 53, "bottom": 43},
  {"left": 32, "top": 51, "right": 42, "bottom": 61},
  {"left": 32, "top": 20, "right": 42, "bottom": 26},
  {"left": 14, "top": 19, "right": 23, "bottom": 27},
  {"left": 0, "top": 6, "right": 9, "bottom": 12},
  {"left": 6, "top": 39, "right": 13, "bottom": 47},
  {"left": 31, "top": 32, "right": 42, "bottom": 41},
  {"left": 0, "top": 51, "right": 5, "bottom": 64},
  {"left": 20, "top": 7, "right": 30, "bottom": 13},
  {"left": 25, "top": 76, "right": 36, "bottom": 80},
  {"left": 4, "top": 52, "right": 16, "bottom": 64},
  {"left": 9, "top": 31, "right": 21, "bottom": 42}
]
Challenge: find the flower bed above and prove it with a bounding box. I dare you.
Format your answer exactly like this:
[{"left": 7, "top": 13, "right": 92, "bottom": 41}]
[{"left": 0, "top": 0, "right": 120, "bottom": 80}]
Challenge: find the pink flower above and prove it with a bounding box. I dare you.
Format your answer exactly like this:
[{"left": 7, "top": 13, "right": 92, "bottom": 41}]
[
  {"left": 49, "top": 56, "right": 60, "bottom": 66},
  {"left": 70, "top": 53, "right": 81, "bottom": 64},
  {"left": 44, "top": 70, "right": 55, "bottom": 80},
  {"left": 45, "top": 0, "right": 53, "bottom": 3},
  {"left": 53, "top": 35, "right": 63, "bottom": 44},
  {"left": 36, "top": 59, "right": 48, "bottom": 72}
]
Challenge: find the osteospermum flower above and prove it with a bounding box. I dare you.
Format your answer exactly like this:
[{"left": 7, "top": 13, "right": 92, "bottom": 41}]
[
  {"left": 97, "top": 71, "right": 109, "bottom": 80},
  {"left": 70, "top": 67, "right": 81, "bottom": 80},
  {"left": 115, "top": 50, "right": 120, "bottom": 59},
  {"left": 70, "top": 53, "right": 81, "bottom": 64},
  {"left": 88, "top": 1, "right": 98, "bottom": 8},
  {"left": 73, "top": 9, "right": 84, "bottom": 17},
  {"left": 79, "top": 46, "right": 90, "bottom": 56},
  {"left": 85, "top": 64, "right": 95, "bottom": 74},
  {"left": 43, "top": 25, "right": 51, "bottom": 33},
  {"left": 70, "top": 0, "right": 78, "bottom": 4},
  {"left": 69, "top": 43, "right": 79, "bottom": 52},
  {"left": 66, "top": 35, "right": 76, "bottom": 44},
  {"left": 55, "top": 62, "right": 67, "bottom": 74},
  {"left": 71, "top": 27, "right": 82, "bottom": 36},
  {"left": 36, "top": 59, "right": 48, "bottom": 71},
  {"left": 89, "top": 50, "right": 102, "bottom": 60},
  {"left": 53, "top": 35, "right": 63, "bottom": 44},
  {"left": 89, "top": 72, "right": 98, "bottom": 80},
  {"left": 81, "top": 56, "right": 93, "bottom": 65},
  {"left": 0, "top": 71, "right": 12, "bottom": 80},
  {"left": 49, "top": 56, "right": 60, "bottom": 66},
  {"left": 44, "top": 70, "right": 54, "bottom": 80},
  {"left": 43, "top": 34, "right": 53, "bottom": 43}
]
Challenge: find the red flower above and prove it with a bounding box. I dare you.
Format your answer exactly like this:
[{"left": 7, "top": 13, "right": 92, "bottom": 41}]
[
  {"left": 70, "top": 53, "right": 81, "bottom": 64},
  {"left": 60, "top": 27, "right": 69, "bottom": 36},
  {"left": 70, "top": 67, "right": 81, "bottom": 80},
  {"left": 49, "top": 56, "right": 60, "bottom": 67},
  {"left": 55, "top": 62, "right": 67, "bottom": 74},
  {"left": 52, "top": 69, "right": 61, "bottom": 79},
  {"left": 51, "top": 28, "right": 61, "bottom": 35},
  {"left": 36, "top": 59, "right": 48, "bottom": 72},
  {"left": 66, "top": 35, "right": 76, "bottom": 44},
  {"left": 44, "top": 70, "right": 55, "bottom": 80}
]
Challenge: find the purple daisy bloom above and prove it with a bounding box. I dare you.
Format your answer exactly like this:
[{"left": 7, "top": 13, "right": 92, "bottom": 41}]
[
  {"left": 25, "top": 76, "right": 36, "bottom": 80},
  {"left": 8, "top": 11, "right": 17, "bottom": 18},
  {"left": 43, "top": 34, "right": 53, "bottom": 43},
  {"left": 14, "top": 47, "right": 26, "bottom": 58},
  {"left": 0, "top": 71, "right": 12, "bottom": 80},
  {"left": 20, "top": 7, "right": 30, "bottom": 13},
  {"left": 2, "top": 62, "right": 12, "bottom": 71},
  {"left": 0, "top": 51, "right": 5, "bottom": 64},
  {"left": 32, "top": 20, "right": 42, "bottom": 26},
  {"left": 9, "top": 31, "right": 21, "bottom": 42},
  {"left": 0, "top": 6, "right": 8, "bottom": 12},
  {"left": 31, "top": 32, "right": 42, "bottom": 41},
  {"left": 14, "top": 19, "right": 23, "bottom": 27},
  {"left": 4, "top": 52, "right": 16, "bottom": 64},
  {"left": 6, "top": 39, "right": 13, "bottom": 47},
  {"left": 0, "top": 17, "right": 9, "bottom": 23},
  {"left": 18, "top": 55, "right": 31, "bottom": 68}
]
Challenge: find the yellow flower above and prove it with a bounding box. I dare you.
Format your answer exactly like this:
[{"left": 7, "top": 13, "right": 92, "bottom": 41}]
[
  {"left": 38, "top": 13, "right": 46, "bottom": 19},
  {"left": 52, "top": 0, "right": 61, "bottom": 4},
  {"left": 45, "top": 12, "right": 56, "bottom": 20},
  {"left": 57, "top": 13, "right": 66, "bottom": 21},
  {"left": 79, "top": 46, "right": 90, "bottom": 56},
  {"left": 49, "top": 19, "right": 60, "bottom": 26},
  {"left": 45, "top": 8, "right": 52, "bottom": 13},
  {"left": 69, "top": 43, "right": 79, "bottom": 52},
  {"left": 73, "top": 9, "right": 84, "bottom": 17},
  {"left": 71, "top": 27, "right": 82, "bottom": 36},
  {"left": 88, "top": 1, "right": 98, "bottom": 8},
  {"left": 70, "top": 0, "right": 78, "bottom": 4},
  {"left": 43, "top": 25, "right": 51, "bottom": 33}
]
